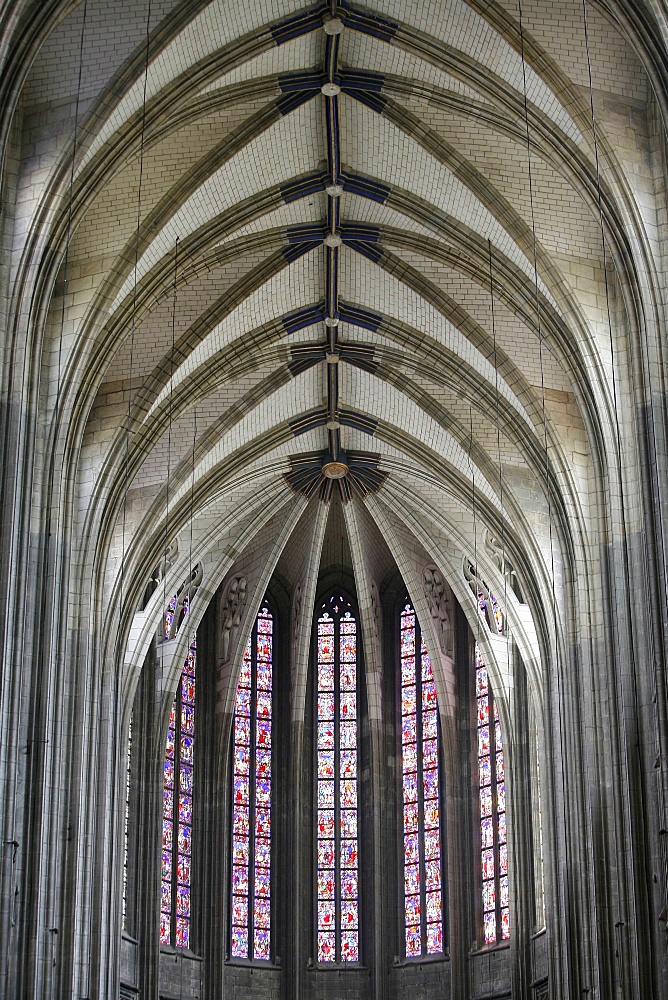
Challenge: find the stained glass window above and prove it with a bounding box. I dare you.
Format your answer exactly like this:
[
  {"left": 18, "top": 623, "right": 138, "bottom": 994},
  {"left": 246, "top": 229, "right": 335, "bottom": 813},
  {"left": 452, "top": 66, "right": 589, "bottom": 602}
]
[
  {"left": 316, "top": 595, "right": 359, "bottom": 964},
  {"left": 400, "top": 603, "right": 444, "bottom": 957},
  {"left": 160, "top": 638, "right": 196, "bottom": 949},
  {"left": 230, "top": 606, "right": 273, "bottom": 961},
  {"left": 476, "top": 643, "right": 509, "bottom": 944}
]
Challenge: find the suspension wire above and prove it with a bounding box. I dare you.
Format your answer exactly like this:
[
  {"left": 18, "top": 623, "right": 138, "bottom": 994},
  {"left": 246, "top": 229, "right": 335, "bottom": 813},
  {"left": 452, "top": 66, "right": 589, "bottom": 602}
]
[
  {"left": 516, "top": 0, "right": 571, "bottom": 985},
  {"left": 161, "top": 237, "right": 179, "bottom": 646},
  {"left": 23, "top": 5, "right": 90, "bottom": 998},
  {"left": 112, "top": 0, "right": 152, "bottom": 968},
  {"left": 487, "top": 240, "right": 510, "bottom": 643},
  {"left": 581, "top": 1, "right": 655, "bottom": 991}
]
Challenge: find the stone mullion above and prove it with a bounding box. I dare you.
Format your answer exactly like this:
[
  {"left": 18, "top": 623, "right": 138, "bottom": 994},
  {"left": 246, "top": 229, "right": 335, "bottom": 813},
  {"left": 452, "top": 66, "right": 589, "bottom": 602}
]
[
  {"left": 508, "top": 641, "right": 534, "bottom": 1000},
  {"left": 135, "top": 643, "right": 162, "bottom": 1000}
]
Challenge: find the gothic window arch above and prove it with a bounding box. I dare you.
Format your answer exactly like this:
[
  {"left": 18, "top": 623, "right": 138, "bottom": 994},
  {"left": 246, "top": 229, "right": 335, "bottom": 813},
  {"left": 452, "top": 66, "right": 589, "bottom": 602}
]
[
  {"left": 475, "top": 643, "right": 509, "bottom": 945},
  {"left": 398, "top": 600, "right": 446, "bottom": 958},
  {"left": 314, "top": 592, "right": 361, "bottom": 964},
  {"left": 160, "top": 638, "right": 197, "bottom": 948},
  {"left": 229, "top": 603, "right": 275, "bottom": 961}
]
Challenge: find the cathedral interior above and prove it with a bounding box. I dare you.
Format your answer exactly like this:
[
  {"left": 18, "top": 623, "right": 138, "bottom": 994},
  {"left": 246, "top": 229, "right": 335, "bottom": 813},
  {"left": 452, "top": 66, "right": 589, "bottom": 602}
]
[{"left": 0, "top": 1, "right": 667, "bottom": 998}]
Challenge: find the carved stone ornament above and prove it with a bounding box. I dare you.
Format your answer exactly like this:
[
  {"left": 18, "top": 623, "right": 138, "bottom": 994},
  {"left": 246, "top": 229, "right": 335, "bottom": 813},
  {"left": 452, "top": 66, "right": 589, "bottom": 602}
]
[
  {"left": 370, "top": 580, "right": 381, "bottom": 645},
  {"left": 220, "top": 575, "right": 248, "bottom": 662},
  {"left": 151, "top": 539, "right": 178, "bottom": 585},
  {"left": 484, "top": 529, "right": 523, "bottom": 602},
  {"left": 162, "top": 561, "right": 203, "bottom": 640},
  {"left": 293, "top": 582, "right": 303, "bottom": 644},
  {"left": 423, "top": 565, "right": 452, "bottom": 655}
]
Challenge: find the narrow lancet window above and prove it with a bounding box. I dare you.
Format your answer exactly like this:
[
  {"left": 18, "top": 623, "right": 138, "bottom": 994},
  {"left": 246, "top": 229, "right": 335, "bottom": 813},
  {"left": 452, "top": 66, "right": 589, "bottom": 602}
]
[
  {"left": 316, "top": 595, "right": 359, "bottom": 963},
  {"left": 161, "top": 638, "right": 196, "bottom": 948},
  {"left": 476, "top": 643, "right": 509, "bottom": 943},
  {"left": 400, "top": 602, "right": 444, "bottom": 956},
  {"left": 230, "top": 605, "right": 273, "bottom": 960}
]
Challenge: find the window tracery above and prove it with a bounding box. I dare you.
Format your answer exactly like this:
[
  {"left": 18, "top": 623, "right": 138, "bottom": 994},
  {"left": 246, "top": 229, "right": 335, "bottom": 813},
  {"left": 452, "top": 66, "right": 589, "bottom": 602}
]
[
  {"left": 315, "top": 594, "right": 360, "bottom": 964},
  {"left": 160, "top": 638, "right": 197, "bottom": 948},
  {"left": 399, "top": 602, "right": 445, "bottom": 957},
  {"left": 475, "top": 643, "right": 509, "bottom": 944},
  {"left": 230, "top": 605, "right": 274, "bottom": 961}
]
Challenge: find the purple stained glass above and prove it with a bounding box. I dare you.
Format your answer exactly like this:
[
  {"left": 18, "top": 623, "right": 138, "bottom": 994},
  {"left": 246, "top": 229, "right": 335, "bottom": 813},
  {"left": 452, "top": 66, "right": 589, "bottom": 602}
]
[
  {"left": 424, "top": 829, "right": 440, "bottom": 860},
  {"left": 499, "top": 843, "right": 508, "bottom": 875},
  {"left": 406, "top": 926, "right": 421, "bottom": 956},
  {"left": 231, "top": 928, "right": 248, "bottom": 957},
  {"left": 478, "top": 726, "right": 490, "bottom": 757},
  {"left": 340, "top": 750, "right": 357, "bottom": 777},
  {"left": 498, "top": 812, "right": 507, "bottom": 843},
  {"left": 482, "top": 880, "right": 496, "bottom": 911},
  {"left": 318, "top": 781, "right": 335, "bottom": 807},
  {"left": 229, "top": 607, "right": 273, "bottom": 960},
  {"left": 403, "top": 743, "right": 418, "bottom": 772},
  {"left": 318, "top": 931, "right": 335, "bottom": 962},
  {"left": 340, "top": 636, "right": 357, "bottom": 662},
  {"left": 402, "top": 714, "right": 417, "bottom": 744},
  {"left": 476, "top": 666, "right": 488, "bottom": 697},
  {"left": 232, "top": 896, "right": 248, "bottom": 926},
  {"left": 341, "top": 810, "right": 357, "bottom": 838},
  {"left": 175, "top": 918, "right": 189, "bottom": 949},
  {"left": 161, "top": 640, "right": 197, "bottom": 947},
  {"left": 254, "top": 837, "right": 270, "bottom": 868},
  {"left": 405, "top": 864, "right": 420, "bottom": 895},
  {"left": 403, "top": 771, "right": 418, "bottom": 803},
  {"left": 318, "top": 661, "right": 335, "bottom": 690},
  {"left": 497, "top": 782, "right": 505, "bottom": 813},
  {"left": 318, "top": 693, "right": 335, "bottom": 719},
  {"left": 318, "top": 752, "right": 335, "bottom": 780},
  {"left": 254, "top": 929, "right": 270, "bottom": 960},
  {"left": 482, "top": 848, "right": 495, "bottom": 879},
  {"left": 422, "top": 681, "right": 437, "bottom": 711},
  {"left": 404, "top": 833, "right": 419, "bottom": 864},
  {"left": 425, "top": 860, "right": 441, "bottom": 891},
  {"left": 404, "top": 803, "right": 418, "bottom": 832},
  {"left": 423, "top": 768, "right": 439, "bottom": 799},
  {"left": 479, "top": 755, "right": 491, "bottom": 787},
  {"left": 424, "top": 801, "right": 439, "bottom": 829},
  {"left": 480, "top": 786, "right": 492, "bottom": 818},
  {"left": 254, "top": 898, "right": 271, "bottom": 928},
  {"left": 423, "top": 739, "right": 438, "bottom": 768},
  {"left": 340, "top": 721, "right": 356, "bottom": 748},
  {"left": 318, "top": 899, "right": 335, "bottom": 929},
  {"left": 405, "top": 895, "right": 421, "bottom": 923},
  {"left": 402, "top": 685, "right": 417, "bottom": 716},
  {"left": 423, "top": 710, "right": 438, "bottom": 740},
  {"left": 426, "top": 922, "right": 443, "bottom": 954},
  {"left": 232, "top": 866, "right": 248, "bottom": 894},
  {"left": 484, "top": 911, "right": 496, "bottom": 944},
  {"left": 496, "top": 750, "right": 505, "bottom": 782},
  {"left": 318, "top": 722, "right": 335, "bottom": 749},
  {"left": 478, "top": 695, "right": 489, "bottom": 726},
  {"left": 255, "top": 871, "right": 270, "bottom": 896},
  {"left": 341, "top": 870, "right": 358, "bottom": 897},
  {"left": 318, "top": 871, "right": 336, "bottom": 898},
  {"left": 318, "top": 840, "right": 335, "bottom": 867},
  {"left": 340, "top": 662, "right": 356, "bottom": 690},
  {"left": 499, "top": 875, "right": 509, "bottom": 907},
  {"left": 340, "top": 779, "right": 357, "bottom": 807},
  {"left": 500, "top": 908, "right": 510, "bottom": 939},
  {"left": 340, "top": 840, "right": 358, "bottom": 868},
  {"left": 401, "top": 657, "right": 416, "bottom": 685},
  {"left": 340, "top": 692, "right": 356, "bottom": 718},
  {"left": 481, "top": 817, "right": 494, "bottom": 847},
  {"left": 318, "top": 810, "right": 335, "bottom": 838},
  {"left": 426, "top": 890, "right": 442, "bottom": 922},
  {"left": 340, "top": 930, "right": 358, "bottom": 962}
]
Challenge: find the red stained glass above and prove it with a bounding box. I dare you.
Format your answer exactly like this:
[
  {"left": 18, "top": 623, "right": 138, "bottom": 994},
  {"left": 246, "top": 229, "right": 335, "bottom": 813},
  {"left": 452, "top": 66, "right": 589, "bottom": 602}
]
[
  {"left": 316, "top": 598, "right": 360, "bottom": 963},
  {"left": 401, "top": 604, "right": 444, "bottom": 957},
  {"left": 340, "top": 930, "right": 358, "bottom": 961},
  {"left": 161, "top": 640, "right": 196, "bottom": 947},
  {"left": 476, "top": 646, "right": 509, "bottom": 945},
  {"left": 406, "top": 927, "right": 421, "bottom": 956},
  {"left": 230, "top": 608, "right": 274, "bottom": 960}
]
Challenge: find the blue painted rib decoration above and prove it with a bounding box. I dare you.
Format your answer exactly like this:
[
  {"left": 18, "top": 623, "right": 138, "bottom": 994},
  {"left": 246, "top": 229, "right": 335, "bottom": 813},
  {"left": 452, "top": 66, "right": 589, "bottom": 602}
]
[{"left": 281, "top": 2, "right": 390, "bottom": 503}]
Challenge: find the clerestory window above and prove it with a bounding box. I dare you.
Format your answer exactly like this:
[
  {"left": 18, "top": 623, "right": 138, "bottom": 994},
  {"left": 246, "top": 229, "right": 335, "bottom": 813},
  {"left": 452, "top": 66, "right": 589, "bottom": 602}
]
[
  {"left": 230, "top": 604, "right": 274, "bottom": 961},
  {"left": 315, "top": 594, "right": 360, "bottom": 964},
  {"left": 399, "top": 601, "right": 445, "bottom": 957}
]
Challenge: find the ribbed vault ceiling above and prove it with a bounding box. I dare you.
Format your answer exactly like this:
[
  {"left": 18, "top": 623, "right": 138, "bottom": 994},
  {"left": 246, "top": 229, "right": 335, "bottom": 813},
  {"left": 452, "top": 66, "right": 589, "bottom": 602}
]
[{"left": 17, "top": 0, "right": 653, "bottom": 691}]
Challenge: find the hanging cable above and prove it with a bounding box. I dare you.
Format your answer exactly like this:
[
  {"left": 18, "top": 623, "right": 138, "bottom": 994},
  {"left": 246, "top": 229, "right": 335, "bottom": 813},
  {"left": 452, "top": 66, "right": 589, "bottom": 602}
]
[
  {"left": 516, "top": 1, "right": 572, "bottom": 990},
  {"left": 581, "top": 3, "right": 656, "bottom": 994}
]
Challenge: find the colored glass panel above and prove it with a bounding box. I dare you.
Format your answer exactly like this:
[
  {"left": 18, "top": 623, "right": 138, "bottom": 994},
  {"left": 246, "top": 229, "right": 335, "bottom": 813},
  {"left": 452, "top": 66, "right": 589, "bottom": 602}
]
[
  {"left": 122, "top": 715, "right": 132, "bottom": 932},
  {"left": 230, "top": 606, "right": 274, "bottom": 961},
  {"left": 161, "top": 638, "right": 196, "bottom": 947},
  {"left": 316, "top": 598, "right": 360, "bottom": 963},
  {"left": 476, "top": 643, "right": 509, "bottom": 945},
  {"left": 400, "top": 603, "right": 444, "bottom": 957}
]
